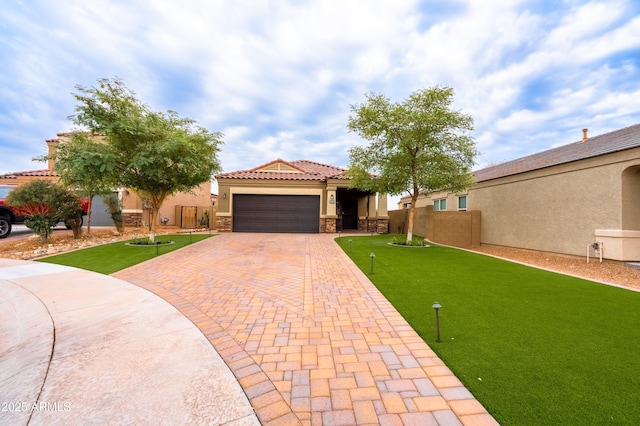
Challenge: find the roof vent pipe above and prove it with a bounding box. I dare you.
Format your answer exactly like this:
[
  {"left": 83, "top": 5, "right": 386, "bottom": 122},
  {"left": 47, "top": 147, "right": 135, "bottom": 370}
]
[{"left": 582, "top": 128, "right": 588, "bottom": 142}]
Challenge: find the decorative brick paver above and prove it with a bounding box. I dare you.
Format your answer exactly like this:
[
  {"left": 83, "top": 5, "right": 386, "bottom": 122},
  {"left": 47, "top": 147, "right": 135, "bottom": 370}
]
[{"left": 114, "top": 233, "right": 497, "bottom": 425}]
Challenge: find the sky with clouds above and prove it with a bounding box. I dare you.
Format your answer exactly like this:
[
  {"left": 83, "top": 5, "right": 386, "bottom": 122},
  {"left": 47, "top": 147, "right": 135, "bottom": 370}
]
[{"left": 1, "top": 0, "right": 640, "bottom": 201}]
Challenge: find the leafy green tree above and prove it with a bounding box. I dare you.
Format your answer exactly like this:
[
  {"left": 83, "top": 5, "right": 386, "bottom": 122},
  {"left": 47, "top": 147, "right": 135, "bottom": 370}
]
[
  {"left": 347, "top": 86, "right": 478, "bottom": 243},
  {"left": 69, "top": 77, "right": 224, "bottom": 241},
  {"left": 36, "top": 132, "right": 116, "bottom": 236},
  {"left": 6, "top": 180, "right": 84, "bottom": 243}
]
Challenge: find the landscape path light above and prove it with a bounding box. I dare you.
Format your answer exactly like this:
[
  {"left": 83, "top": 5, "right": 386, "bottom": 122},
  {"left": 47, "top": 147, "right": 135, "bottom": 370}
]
[
  {"left": 370, "top": 252, "right": 375, "bottom": 274},
  {"left": 432, "top": 301, "right": 442, "bottom": 343},
  {"left": 348, "top": 239, "right": 352, "bottom": 253}
]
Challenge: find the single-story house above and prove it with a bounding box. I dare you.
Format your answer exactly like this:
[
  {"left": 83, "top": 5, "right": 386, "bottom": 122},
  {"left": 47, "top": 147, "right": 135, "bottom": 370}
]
[
  {"left": 0, "top": 133, "right": 213, "bottom": 228},
  {"left": 397, "top": 123, "right": 640, "bottom": 261},
  {"left": 215, "top": 159, "right": 389, "bottom": 233}
]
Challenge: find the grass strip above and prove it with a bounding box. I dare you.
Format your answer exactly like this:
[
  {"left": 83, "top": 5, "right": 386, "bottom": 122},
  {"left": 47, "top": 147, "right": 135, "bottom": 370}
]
[
  {"left": 37, "top": 233, "right": 213, "bottom": 274},
  {"left": 336, "top": 234, "right": 640, "bottom": 425}
]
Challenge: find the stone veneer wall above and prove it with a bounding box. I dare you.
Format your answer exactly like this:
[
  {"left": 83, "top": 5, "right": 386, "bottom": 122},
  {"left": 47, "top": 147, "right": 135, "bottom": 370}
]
[
  {"left": 326, "top": 218, "right": 337, "bottom": 233},
  {"left": 320, "top": 218, "right": 337, "bottom": 233},
  {"left": 123, "top": 213, "right": 143, "bottom": 228},
  {"left": 216, "top": 216, "right": 232, "bottom": 232},
  {"left": 215, "top": 216, "right": 379, "bottom": 234},
  {"left": 377, "top": 219, "right": 389, "bottom": 234}
]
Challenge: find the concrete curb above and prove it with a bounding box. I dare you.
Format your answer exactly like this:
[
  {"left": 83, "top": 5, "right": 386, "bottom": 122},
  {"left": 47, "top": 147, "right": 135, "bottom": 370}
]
[{"left": 0, "top": 259, "right": 258, "bottom": 425}]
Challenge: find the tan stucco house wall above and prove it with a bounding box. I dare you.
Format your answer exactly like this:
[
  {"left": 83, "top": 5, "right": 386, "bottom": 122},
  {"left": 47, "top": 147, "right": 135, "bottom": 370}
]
[
  {"left": 396, "top": 124, "right": 640, "bottom": 261},
  {"left": 216, "top": 159, "right": 388, "bottom": 233},
  {"left": 471, "top": 147, "right": 640, "bottom": 257},
  {"left": 119, "top": 182, "right": 212, "bottom": 228}
]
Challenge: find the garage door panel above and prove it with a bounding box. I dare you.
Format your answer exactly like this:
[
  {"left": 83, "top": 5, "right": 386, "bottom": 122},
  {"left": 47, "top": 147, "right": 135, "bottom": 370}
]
[
  {"left": 233, "top": 194, "right": 319, "bottom": 233},
  {"left": 90, "top": 194, "right": 116, "bottom": 226}
]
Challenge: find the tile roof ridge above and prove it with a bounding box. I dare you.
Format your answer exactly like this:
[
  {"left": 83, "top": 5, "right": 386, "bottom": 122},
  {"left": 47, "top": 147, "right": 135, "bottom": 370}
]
[
  {"left": 0, "top": 169, "right": 59, "bottom": 177},
  {"left": 249, "top": 158, "right": 307, "bottom": 173},
  {"left": 292, "top": 159, "right": 346, "bottom": 171},
  {"left": 214, "top": 159, "right": 353, "bottom": 181},
  {"left": 47, "top": 131, "right": 104, "bottom": 143}
]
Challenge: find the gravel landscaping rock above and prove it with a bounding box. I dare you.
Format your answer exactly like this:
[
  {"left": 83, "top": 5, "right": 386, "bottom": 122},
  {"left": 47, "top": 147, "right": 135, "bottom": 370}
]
[
  {"left": 0, "top": 228, "right": 162, "bottom": 260},
  {"left": 471, "top": 245, "right": 640, "bottom": 291}
]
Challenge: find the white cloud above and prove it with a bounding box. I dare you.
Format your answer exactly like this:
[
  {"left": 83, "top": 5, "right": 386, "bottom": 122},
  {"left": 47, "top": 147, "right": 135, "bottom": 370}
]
[{"left": 1, "top": 0, "right": 639, "bottom": 178}]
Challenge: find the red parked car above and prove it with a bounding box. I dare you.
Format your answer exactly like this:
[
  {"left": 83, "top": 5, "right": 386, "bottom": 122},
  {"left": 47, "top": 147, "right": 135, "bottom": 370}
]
[{"left": 0, "top": 184, "right": 89, "bottom": 238}]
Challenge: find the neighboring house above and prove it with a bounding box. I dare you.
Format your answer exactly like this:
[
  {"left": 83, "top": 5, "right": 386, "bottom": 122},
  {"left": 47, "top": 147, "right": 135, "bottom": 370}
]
[
  {"left": 215, "top": 159, "right": 388, "bottom": 233},
  {"left": 0, "top": 167, "right": 114, "bottom": 224},
  {"left": 397, "top": 124, "right": 640, "bottom": 261},
  {"left": 0, "top": 133, "right": 212, "bottom": 228}
]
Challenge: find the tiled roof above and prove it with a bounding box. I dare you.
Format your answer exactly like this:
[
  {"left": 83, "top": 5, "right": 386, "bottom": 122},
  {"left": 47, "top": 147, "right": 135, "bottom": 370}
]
[
  {"left": 0, "top": 169, "right": 59, "bottom": 178},
  {"left": 474, "top": 123, "right": 640, "bottom": 182},
  {"left": 216, "top": 159, "right": 347, "bottom": 181}
]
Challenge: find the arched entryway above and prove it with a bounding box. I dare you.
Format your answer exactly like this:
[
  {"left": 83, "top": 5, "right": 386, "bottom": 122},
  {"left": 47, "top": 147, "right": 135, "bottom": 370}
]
[
  {"left": 621, "top": 165, "right": 640, "bottom": 230},
  {"left": 336, "top": 189, "right": 369, "bottom": 231}
]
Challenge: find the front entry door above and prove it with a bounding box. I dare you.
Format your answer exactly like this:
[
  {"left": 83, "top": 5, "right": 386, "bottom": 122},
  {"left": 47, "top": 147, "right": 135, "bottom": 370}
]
[{"left": 342, "top": 199, "right": 358, "bottom": 230}]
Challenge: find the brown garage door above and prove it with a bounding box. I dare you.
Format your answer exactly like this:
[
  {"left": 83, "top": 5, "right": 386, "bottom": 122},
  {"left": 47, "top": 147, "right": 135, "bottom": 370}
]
[{"left": 233, "top": 194, "right": 320, "bottom": 233}]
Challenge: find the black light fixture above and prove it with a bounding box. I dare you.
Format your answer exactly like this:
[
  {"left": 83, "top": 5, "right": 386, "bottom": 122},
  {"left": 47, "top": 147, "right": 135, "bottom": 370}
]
[{"left": 432, "top": 302, "right": 442, "bottom": 343}]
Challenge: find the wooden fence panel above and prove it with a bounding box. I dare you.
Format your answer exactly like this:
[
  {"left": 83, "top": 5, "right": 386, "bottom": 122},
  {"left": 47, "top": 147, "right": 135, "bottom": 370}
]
[{"left": 180, "top": 206, "right": 197, "bottom": 228}]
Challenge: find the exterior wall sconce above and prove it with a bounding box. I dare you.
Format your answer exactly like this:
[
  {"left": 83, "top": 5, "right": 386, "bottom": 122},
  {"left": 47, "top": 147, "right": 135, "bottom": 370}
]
[
  {"left": 223, "top": 193, "right": 227, "bottom": 199},
  {"left": 329, "top": 194, "right": 335, "bottom": 204}
]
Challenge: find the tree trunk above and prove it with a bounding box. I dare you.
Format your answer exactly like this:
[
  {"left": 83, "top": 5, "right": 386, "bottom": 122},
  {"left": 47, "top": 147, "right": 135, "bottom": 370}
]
[
  {"left": 86, "top": 195, "right": 93, "bottom": 236},
  {"left": 148, "top": 207, "right": 157, "bottom": 242},
  {"left": 406, "top": 205, "right": 415, "bottom": 244},
  {"left": 406, "top": 192, "right": 419, "bottom": 244},
  {"left": 146, "top": 193, "right": 167, "bottom": 243}
]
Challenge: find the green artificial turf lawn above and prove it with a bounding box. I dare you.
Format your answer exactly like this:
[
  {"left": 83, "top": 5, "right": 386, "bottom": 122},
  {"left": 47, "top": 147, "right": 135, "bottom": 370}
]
[
  {"left": 336, "top": 235, "right": 640, "bottom": 425},
  {"left": 38, "top": 234, "right": 213, "bottom": 274}
]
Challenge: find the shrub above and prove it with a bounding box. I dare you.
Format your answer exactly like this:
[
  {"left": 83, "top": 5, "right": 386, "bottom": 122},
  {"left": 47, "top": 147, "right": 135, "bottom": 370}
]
[
  {"left": 102, "top": 193, "right": 124, "bottom": 233},
  {"left": 6, "top": 180, "right": 84, "bottom": 243}
]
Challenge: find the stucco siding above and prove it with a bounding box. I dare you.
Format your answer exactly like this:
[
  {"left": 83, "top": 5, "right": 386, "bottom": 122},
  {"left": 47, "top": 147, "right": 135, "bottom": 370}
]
[
  {"left": 472, "top": 149, "right": 640, "bottom": 256},
  {"left": 218, "top": 181, "right": 326, "bottom": 216},
  {"left": 158, "top": 182, "right": 212, "bottom": 225},
  {"left": 395, "top": 147, "right": 640, "bottom": 258}
]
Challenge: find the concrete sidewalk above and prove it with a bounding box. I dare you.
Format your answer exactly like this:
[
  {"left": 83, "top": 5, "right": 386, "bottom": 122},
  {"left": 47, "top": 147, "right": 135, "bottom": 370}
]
[
  {"left": 0, "top": 259, "right": 258, "bottom": 426},
  {"left": 115, "top": 233, "right": 498, "bottom": 425}
]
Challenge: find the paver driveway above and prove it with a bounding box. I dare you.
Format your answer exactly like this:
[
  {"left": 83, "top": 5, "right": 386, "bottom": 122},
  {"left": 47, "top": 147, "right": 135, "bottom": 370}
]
[{"left": 114, "top": 233, "right": 496, "bottom": 426}]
